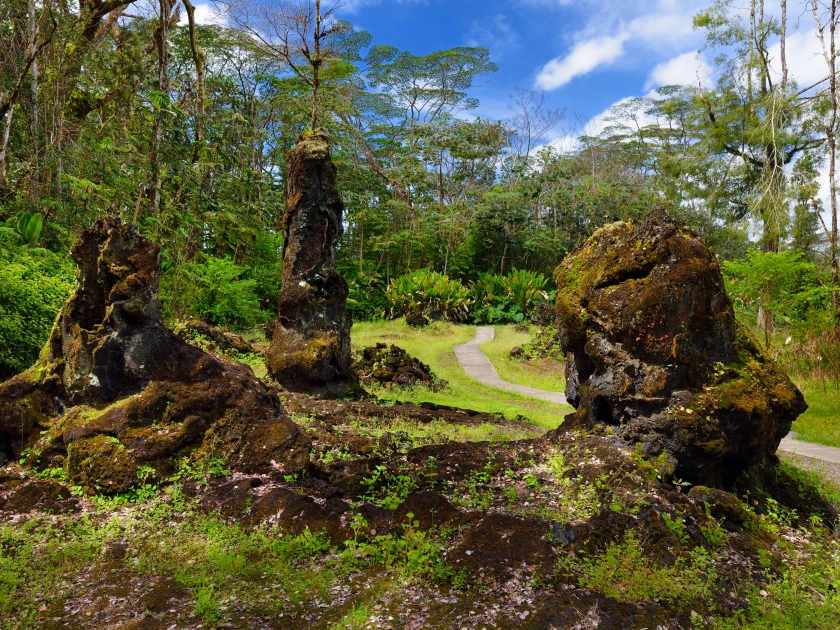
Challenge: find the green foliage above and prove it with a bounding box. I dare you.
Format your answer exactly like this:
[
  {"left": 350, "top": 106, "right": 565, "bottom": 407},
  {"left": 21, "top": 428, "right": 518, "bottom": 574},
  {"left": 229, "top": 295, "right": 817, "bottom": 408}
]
[
  {"left": 386, "top": 268, "right": 471, "bottom": 320},
  {"left": 161, "top": 256, "right": 270, "bottom": 330},
  {"left": 578, "top": 533, "right": 717, "bottom": 604},
  {"left": 1, "top": 213, "right": 44, "bottom": 246},
  {"left": 360, "top": 465, "right": 418, "bottom": 510},
  {"left": 470, "top": 268, "right": 551, "bottom": 324},
  {"left": 341, "top": 512, "right": 466, "bottom": 587},
  {"left": 0, "top": 242, "right": 75, "bottom": 378},
  {"left": 715, "top": 538, "right": 840, "bottom": 629},
  {"left": 661, "top": 512, "right": 690, "bottom": 543},
  {"left": 343, "top": 269, "right": 388, "bottom": 322},
  {"left": 723, "top": 250, "right": 831, "bottom": 339},
  {"left": 328, "top": 605, "right": 371, "bottom": 630}
]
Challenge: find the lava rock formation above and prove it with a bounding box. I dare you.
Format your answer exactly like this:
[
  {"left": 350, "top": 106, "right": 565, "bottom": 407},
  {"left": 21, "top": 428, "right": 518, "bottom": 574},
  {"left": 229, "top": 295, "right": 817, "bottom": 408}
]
[
  {"left": 0, "top": 217, "right": 310, "bottom": 494},
  {"left": 352, "top": 343, "right": 447, "bottom": 390},
  {"left": 266, "top": 130, "right": 359, "bottom": 398},
  {"left": 552, "top": 210, "right": 806, "bottom": 486}
]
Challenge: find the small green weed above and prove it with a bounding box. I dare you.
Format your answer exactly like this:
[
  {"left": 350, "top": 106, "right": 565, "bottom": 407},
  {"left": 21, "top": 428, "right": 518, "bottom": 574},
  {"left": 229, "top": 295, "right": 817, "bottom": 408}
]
[
  {"left": 661, "top": 512, "right": 690, "bottom": 544},
  {"left": 579, "top": 532, "right": 716, "bottom": 605},
  {"left": 360, "top": 465, "right": 418, "bottom": 510},
  {"left": 329, "top": 605, "right": 371, "bottom": 630}
]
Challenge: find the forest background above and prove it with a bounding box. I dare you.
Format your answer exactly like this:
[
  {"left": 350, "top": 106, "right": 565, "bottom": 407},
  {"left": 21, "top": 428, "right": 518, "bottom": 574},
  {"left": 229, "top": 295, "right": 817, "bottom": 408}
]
[{"left": 2, "top": 0, "right": 840, "bottom": 395}]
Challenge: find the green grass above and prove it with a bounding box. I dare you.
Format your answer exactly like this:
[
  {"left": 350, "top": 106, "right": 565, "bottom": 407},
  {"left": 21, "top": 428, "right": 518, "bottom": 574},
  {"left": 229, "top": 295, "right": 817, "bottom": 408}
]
[
  {"left": 791, "top": 380, "right": 840, "bottom": 448},
  {"left": 479, "top": 325, "right": 565, "bottom": 392},
  {"left": 0, "top": 485, "right": 463, "bottom": 629},
  {"left": 351, "top": 320, "right": 572, "bottom": 430}
]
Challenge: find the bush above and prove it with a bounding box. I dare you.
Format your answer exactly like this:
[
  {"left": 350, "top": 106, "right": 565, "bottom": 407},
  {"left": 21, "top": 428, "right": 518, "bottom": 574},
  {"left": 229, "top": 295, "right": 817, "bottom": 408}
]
[
  {"left": 470, "top": 268, "right": 550, "bottom": 324},
  {"left": 386, "top": 268, "right": 470, "bottom": 321},
  {"left": 161, "top": 256, "right": 270, "bottom": 330},
  {"left": 0, "top": 243, "right": 75, "bottom": 379},
  {"left": 344, "top": 269, "right": 389, "bottom": 322}
]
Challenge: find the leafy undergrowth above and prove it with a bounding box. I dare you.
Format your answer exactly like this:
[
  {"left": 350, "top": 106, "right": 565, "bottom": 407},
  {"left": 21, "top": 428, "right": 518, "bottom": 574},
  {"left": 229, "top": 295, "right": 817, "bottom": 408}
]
[{"left": 351, "top": 320, "right": 572, "bottom": 429}]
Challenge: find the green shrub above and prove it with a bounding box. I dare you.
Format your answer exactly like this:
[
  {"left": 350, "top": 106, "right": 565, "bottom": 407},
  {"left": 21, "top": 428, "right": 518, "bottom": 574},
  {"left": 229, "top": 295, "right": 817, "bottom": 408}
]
[
  {"left": 578, "top": 532, "right": 716, "bottom": 604},
  {"left": 504, "top": 268, "right": 549, "bottom": 311},
  {"left": 0, "top": 242, "right": 75, "bottom": 379},
  {"left": 161, "top": 256, "right": 270, "bottom": 330},
  {"left": 344, "top": 269, "right": 388, "bottom": 322},
  {"left": 470, "top": 268, "right": 550, "bottom": 324},
  {"left": 386, "top": 268, "right": 470, "bottom": 320}
]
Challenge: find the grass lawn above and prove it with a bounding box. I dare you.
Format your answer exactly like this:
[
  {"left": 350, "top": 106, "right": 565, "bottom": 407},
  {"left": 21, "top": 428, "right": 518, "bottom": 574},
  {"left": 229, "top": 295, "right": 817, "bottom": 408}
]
[
  {"left": 791, "top": 380, "right": 840, "bottom": 448},
  {"left": 478, "top": 325, "right": 566, "bottom": 392},
  {"left": 351, "top": 320, "right": 572, "bottom": 430}
]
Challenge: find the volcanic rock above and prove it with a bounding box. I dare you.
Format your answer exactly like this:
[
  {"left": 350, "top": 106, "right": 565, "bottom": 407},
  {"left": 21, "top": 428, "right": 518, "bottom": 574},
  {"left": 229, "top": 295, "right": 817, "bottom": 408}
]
[
  {"left": 173, "top": 317, "right": 255, "bottom": 355},
  {"left": 265, "top": 130, "right": 359, "bottom": 398},
  {"left": 404, "top": 311, "right": 429, "bottom": 328},
  {"left": 352, "top": 343, "right": 447, "bottom": 390},
  {"left": 0, "top": 217, "right": 310, "bottom": 494},
  {"left": 552, "top": 210, "right": 806, "bottom": 486}
]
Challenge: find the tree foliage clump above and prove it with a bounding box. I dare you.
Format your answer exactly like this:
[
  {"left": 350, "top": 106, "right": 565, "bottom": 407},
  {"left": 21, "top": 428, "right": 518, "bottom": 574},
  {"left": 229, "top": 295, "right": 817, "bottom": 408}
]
[{"left": 0, "top": 241, "right": 74, "bottom": 379}]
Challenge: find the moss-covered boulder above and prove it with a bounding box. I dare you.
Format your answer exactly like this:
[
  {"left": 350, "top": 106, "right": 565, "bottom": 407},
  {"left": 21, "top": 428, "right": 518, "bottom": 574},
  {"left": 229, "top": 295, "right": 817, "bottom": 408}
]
[
  {"left": 352, "top": 343, "right": 447, "bottom": 390},
  {"left": 552, "top": 210, "right": 806, "bottom": 486},
  {"left": 0, "top": 217, "right": 310, "bottom": 494}
]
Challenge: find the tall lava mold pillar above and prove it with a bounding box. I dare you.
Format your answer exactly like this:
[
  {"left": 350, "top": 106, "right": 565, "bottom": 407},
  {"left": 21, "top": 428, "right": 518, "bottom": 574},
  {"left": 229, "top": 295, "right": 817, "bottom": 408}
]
[{"left": 266, "top": 130, "right": 359, "bottom": 398}]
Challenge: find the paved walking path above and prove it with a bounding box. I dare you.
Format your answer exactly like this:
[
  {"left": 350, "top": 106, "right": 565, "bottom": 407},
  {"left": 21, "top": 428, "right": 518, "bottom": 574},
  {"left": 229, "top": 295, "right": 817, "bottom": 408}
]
[
  {"left": 453, "top": 327, "right": 568, "bottom": 405},
  {"left": 455, "top": 328, "right": 840, "bottom": 464},
  {"left": 778, "top": 433, "right": 840, "bottom": 464}
]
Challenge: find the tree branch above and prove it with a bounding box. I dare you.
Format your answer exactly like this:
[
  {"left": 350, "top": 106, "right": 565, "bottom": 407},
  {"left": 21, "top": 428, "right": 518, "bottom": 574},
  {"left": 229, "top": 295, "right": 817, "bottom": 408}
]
[
  {"left": 338, "top": 112, "right": 412, "bottom": 210},
  {"left": 0, "top": 6, "right": 56, "bottom": 121}
]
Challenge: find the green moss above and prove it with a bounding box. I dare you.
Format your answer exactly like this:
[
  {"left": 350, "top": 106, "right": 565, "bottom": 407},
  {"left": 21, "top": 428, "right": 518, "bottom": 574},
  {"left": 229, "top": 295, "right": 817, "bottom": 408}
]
[{"left": 66, "top": 434, "right": 139, "bottom": 495}]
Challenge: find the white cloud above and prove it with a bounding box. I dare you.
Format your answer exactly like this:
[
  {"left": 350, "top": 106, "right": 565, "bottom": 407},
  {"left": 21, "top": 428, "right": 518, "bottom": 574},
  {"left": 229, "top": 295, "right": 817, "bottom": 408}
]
[
  {"left": 645, "top": 51, "right": 712, "bottom": 90},
  {"left": 530, "top": 0, "right": 708, "bottom": 90},
  {"left": 768, "top": 29, "right": 827, "bottom": 91},
  {"left": 535, "top": 34, "right": 628, "bottom": 90},
  {"left": 627, "top": 12, "right": 695, "bottom": 45},
  {"left": 178, "top": 2, "right": 226, "bottom": 26}
]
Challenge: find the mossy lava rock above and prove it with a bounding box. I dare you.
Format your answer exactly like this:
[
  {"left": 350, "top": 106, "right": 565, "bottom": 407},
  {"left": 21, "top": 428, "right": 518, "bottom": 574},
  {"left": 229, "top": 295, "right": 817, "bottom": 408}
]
[
  {"left": 352, "top": 343, "right": 446, "bottom": 390},
  {"left": 266, "top": 129, "right": 359, "bottom": 398},
  {"left": 552, "top": 210, "right": 806, "bottom": 486},
  {"left": 0, "top": 217, "right": 310, "bottom": 495}
]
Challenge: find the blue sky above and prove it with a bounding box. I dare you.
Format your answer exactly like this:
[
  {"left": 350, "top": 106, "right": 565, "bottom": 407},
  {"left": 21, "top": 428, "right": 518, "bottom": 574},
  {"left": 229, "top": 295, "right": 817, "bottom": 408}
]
[
  {"left": 339, "top": 0, "right": 712, "bottom": 125},
  {"left": 190, "top": 0, "right": 827, "bottom": 138}
]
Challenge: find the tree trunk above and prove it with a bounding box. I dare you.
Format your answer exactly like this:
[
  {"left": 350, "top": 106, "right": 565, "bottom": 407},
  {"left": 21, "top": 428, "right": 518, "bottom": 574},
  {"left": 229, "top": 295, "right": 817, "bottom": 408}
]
[
  {"left": 831, "top": 0, "right": 839, "bottom": 301},
  {"left": 0, "top": 108, "right": 14, "bottom": 196},
  {"left": 312, "top": 0, "right": 321, "bottom": 129},
  {"left": 182, "top": 0, "right": 206, "bottom": 163},
  {"left": 149, "top": 0, "right": 173, "bottom": 217},
  {"left": 28, "top": 0, "right": 40, "bottom": 195}
]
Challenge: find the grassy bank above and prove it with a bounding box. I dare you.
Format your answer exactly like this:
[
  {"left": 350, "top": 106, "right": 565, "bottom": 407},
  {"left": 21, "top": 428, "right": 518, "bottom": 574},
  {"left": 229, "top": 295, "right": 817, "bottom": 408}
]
[
  {"left": 792, "top": 381, "right": 840, "bottom": 448},
  {"left": 350, "top": 320, "right": 572, "bottom": 430},
  {"left": 478, "top": 325, "right": 566, "bottom": 392}
]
